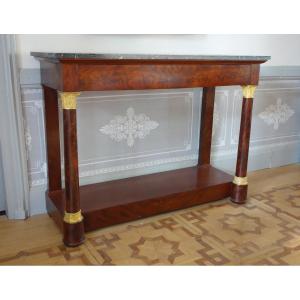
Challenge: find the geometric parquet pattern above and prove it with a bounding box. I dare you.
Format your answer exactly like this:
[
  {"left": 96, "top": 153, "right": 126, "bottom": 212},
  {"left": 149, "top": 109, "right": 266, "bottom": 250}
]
[{"left": 0, "top": 183, "right": 300, "bottom": 265}]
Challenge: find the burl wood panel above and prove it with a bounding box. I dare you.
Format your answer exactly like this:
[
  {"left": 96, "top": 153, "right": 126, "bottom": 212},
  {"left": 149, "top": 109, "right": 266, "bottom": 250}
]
[
  {"left": 77, "top": 63, "right": 256, "bottom": 91},
  {"left": 47, "top": 165, "right": 233, "bottom": 232},
  {"left": 40, "top": 60, "right": 261, "bottom": 92}
]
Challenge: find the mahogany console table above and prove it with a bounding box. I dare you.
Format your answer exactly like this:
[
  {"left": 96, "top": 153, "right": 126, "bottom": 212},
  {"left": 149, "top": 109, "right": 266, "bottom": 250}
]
[{"left": 31, "top": 52, "right": 270, "bottom": 247}]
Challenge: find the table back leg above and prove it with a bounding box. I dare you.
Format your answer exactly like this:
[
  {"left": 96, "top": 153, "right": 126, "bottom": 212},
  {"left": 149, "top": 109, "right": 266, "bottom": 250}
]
[{"left": 198, "top": 87, "right": 216, "bottom": 165}]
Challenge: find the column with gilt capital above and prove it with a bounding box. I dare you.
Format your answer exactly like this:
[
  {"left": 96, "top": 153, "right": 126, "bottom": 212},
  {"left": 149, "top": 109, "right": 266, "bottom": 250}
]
[
  {"left": 60, "top": 92, "right": 85, "bottom": 246},
  {"left": 231, "top": 85, "right": 256, "bottom": 204}
]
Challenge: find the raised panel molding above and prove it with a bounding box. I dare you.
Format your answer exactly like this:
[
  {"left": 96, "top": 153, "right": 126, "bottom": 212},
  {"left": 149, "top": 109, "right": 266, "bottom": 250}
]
[
  {"left": 76, "top": 91, "right": 197, "bottom": 164},
  {"left": 230, "top": 86, "right": 300, "bottom": 145},
  {"left": 212, "top": 89, "right": 229, "bottom": 148},
  {"left": 21, "top": 89, "right": 47, "bottom": 188},
  {"left": 20, "top": 68, "right": 300, "bottom": 216}
]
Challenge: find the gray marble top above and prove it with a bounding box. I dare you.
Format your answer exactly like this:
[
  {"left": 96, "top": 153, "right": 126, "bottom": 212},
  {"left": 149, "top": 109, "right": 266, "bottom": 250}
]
[{"left": 31, "top": 52, "right": 270, "bottom": 62}]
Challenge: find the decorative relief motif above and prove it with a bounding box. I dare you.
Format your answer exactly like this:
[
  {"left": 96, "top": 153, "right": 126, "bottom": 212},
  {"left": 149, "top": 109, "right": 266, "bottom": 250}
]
[
  {"left": 79, "top": 154, "right": 198, "bottom": 178},
  {"left": 99, "top": 107, "right": 159, "bottom": 147},
  {"left": 30, "top": 163, "right": 47, "bottom": 187},
  {"left": 21, "top": 91, "right": 48, "bottom": 187},
  {"left": 259, "top": 98, "right": 294, "bottom": 130},
  {"left": 41, "top": 162, "right": 47, "bottom": 178},
  {"left": 24, "top": 125, "right": 32, "bottom": 154}
]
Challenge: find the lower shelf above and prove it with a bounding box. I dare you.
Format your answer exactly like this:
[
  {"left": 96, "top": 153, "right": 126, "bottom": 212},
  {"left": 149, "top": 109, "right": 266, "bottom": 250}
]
[{"left": 47, "top": 164, "right": 233, "bottom": 232}]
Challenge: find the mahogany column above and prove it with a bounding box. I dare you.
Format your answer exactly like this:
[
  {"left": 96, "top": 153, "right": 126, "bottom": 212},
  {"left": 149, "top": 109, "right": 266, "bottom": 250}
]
[
  {"left": 231, "top": 85, "right": 256, "bottom": 204},
  {"left": 60, "top": 92, "right": 85, "bottom": 246},
  {"left": 198, "top": 87, "right": 215, "bottom": 165}
]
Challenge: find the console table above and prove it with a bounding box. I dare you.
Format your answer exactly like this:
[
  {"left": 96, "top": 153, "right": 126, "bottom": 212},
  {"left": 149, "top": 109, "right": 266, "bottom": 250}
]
[{"left": 31, "top": 52, "right": 270, "bottom": 247}]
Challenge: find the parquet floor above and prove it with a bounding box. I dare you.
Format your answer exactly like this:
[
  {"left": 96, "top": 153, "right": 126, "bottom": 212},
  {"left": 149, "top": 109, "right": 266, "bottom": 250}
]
[{"left": 0, "top": 164, "right": 300, "bottom": 265}]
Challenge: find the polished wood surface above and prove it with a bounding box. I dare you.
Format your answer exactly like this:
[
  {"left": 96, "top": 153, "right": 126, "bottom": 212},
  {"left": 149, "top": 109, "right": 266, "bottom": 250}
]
[
  {"left": 39, "top": 60, "right": 262, "bottom": 92},
  {"left": 62, "top": 109, "right": 80, "bottom": 213},
  {"left": 198, "top": 87, "right": 215, "bottom": 165},
  {"left": 235, "top": 98, "right": 254, "bottom": 177},
  {"left": 231, "top": 98, "right": 254, "bottom": 204},
  {"left": 62, "top": 108, "right": 85, "bottom": 246},
  {"left": 77, "top": 63, "right": 258, "bottom": 91},
  {"left": 47, "top": 165, "right": 232, "bottom": 231},
  {"left": 32, "top": 53, "right": 269, "bottom": 246},
  {"left": 42, "top": 85, "right": 61, "bottom": 191}
]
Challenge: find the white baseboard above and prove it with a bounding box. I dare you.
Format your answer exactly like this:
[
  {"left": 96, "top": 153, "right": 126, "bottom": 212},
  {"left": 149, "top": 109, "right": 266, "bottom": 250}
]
[
  {"left": 8, "top": 210, "right": 27, "bottom": 219},
  {"left": 29, "top": 185, "right": 46, "bottom": 216}
]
